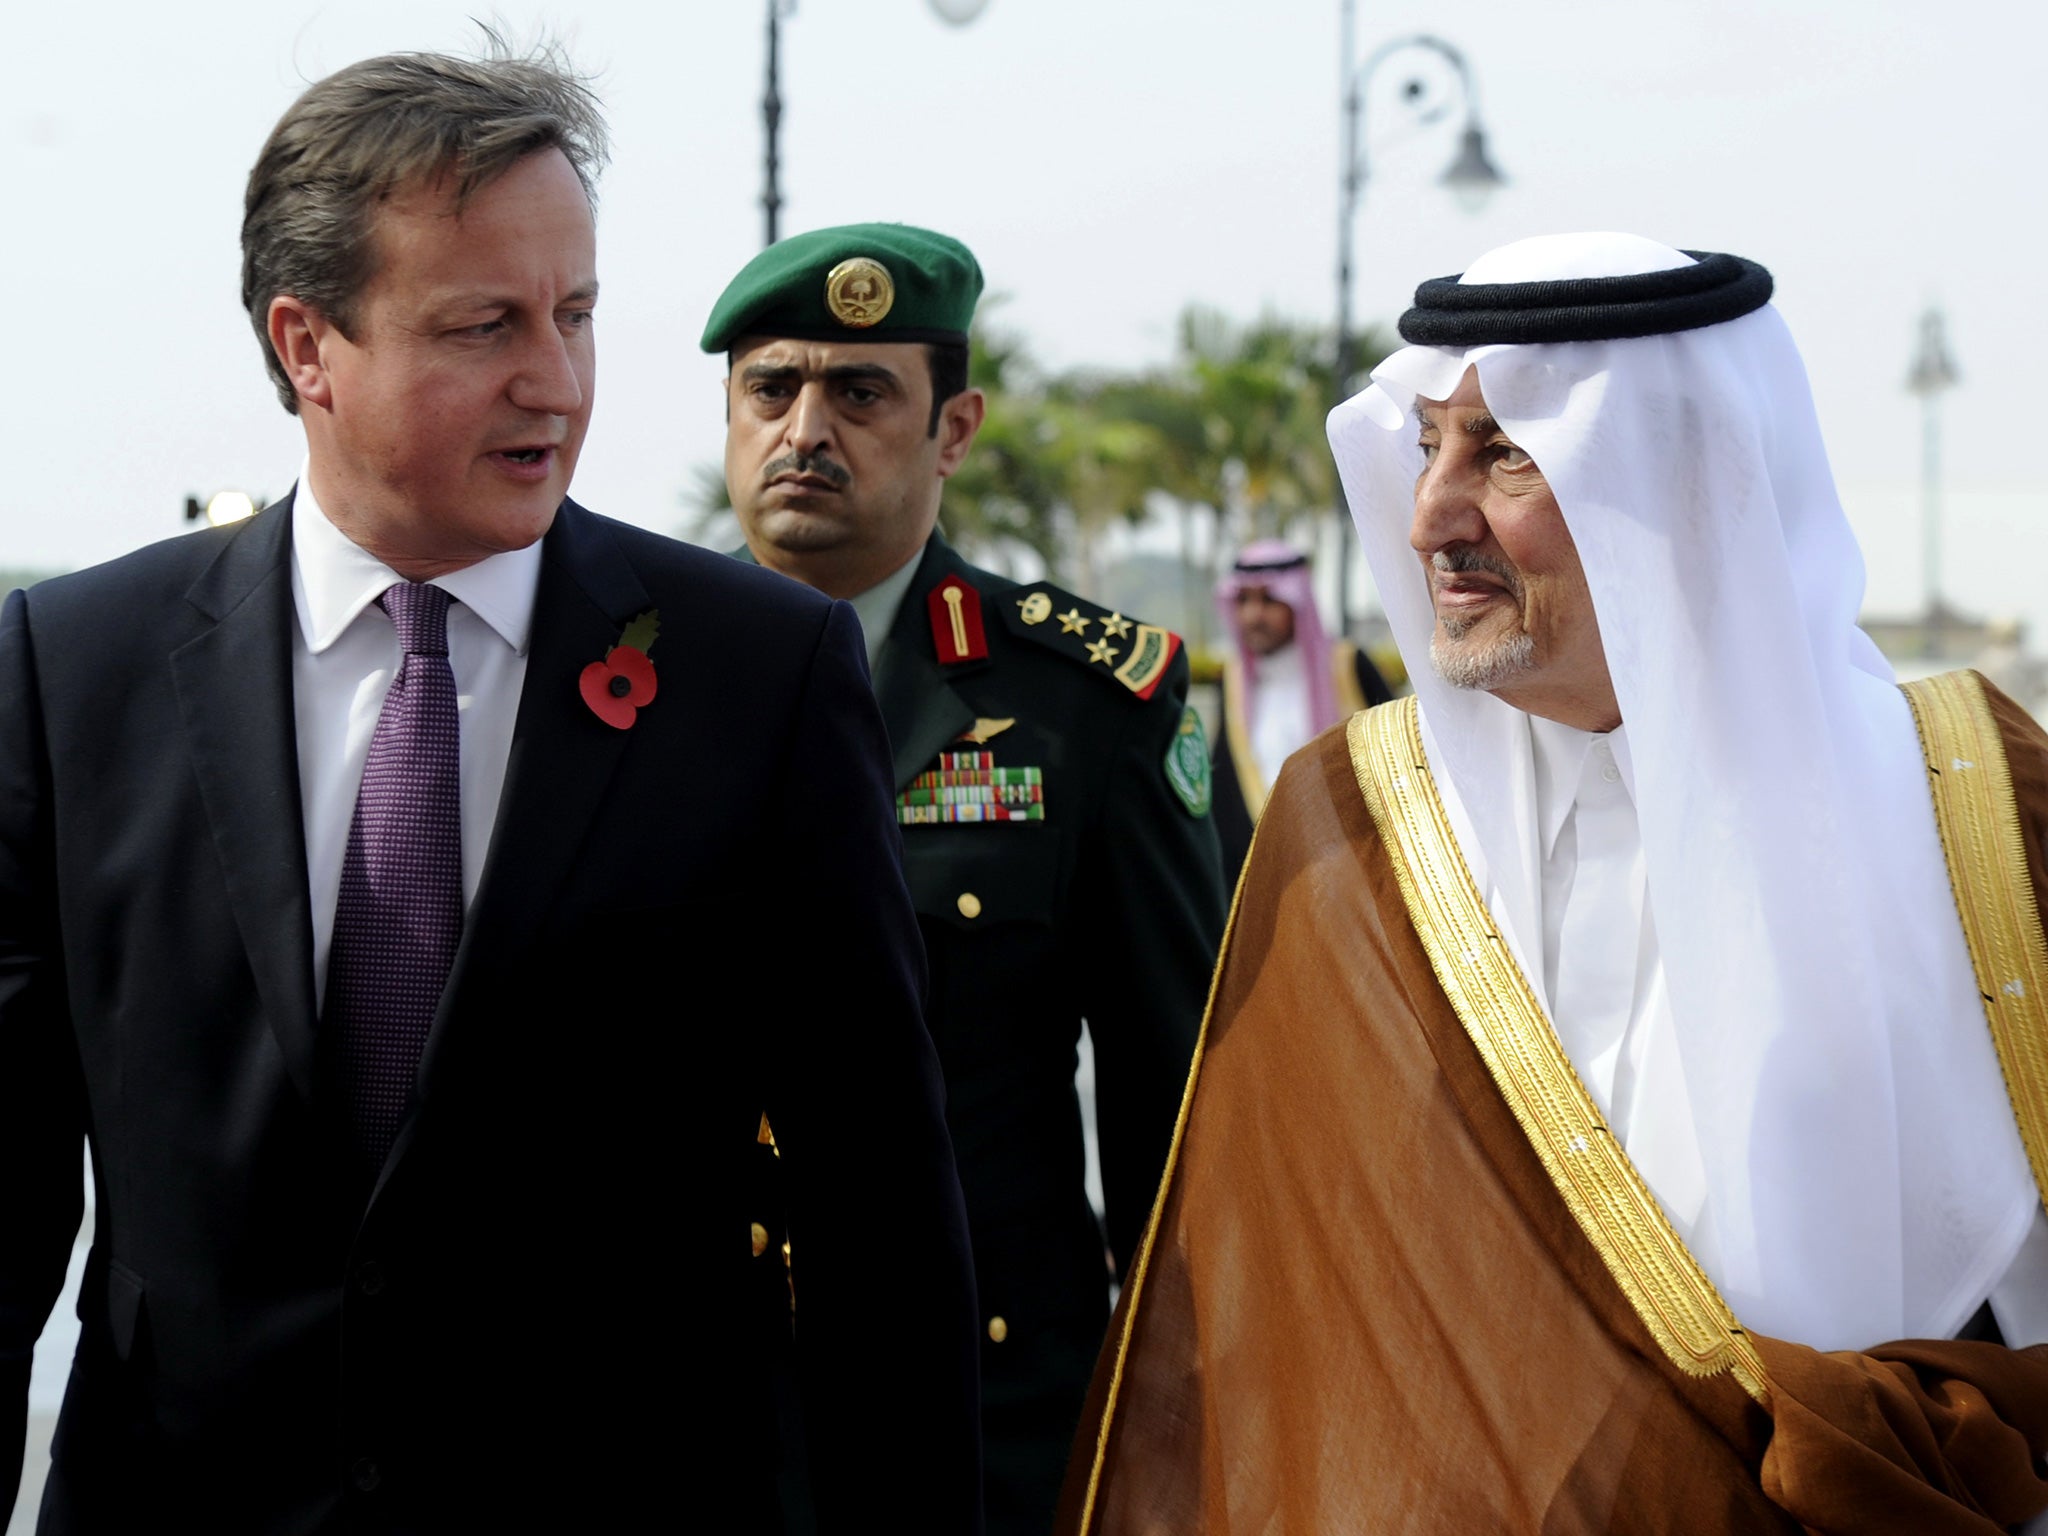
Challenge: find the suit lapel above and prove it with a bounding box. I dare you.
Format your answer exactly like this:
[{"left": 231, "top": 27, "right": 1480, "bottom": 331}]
[
  {"left": 876, "top": 537, "right": 980, "bottom": 790},
  {"left": 406, "top": 503, "right": 651, "bottom": 1121},
  {"left": 169, "top": 501, "right": 322, "bottom": 1096}
]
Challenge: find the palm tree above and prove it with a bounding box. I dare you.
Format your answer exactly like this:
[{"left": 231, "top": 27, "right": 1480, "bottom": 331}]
[{"left": 1081, "top": 308, "right": 1389, "bottom": 648}]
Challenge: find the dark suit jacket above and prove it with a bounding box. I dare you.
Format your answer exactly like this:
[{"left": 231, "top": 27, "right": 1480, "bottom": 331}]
[
  {"left": 0, "top": 499, "right": 980, "bottom": 1534},
  {"left": 751, "top": 535, "right": 1225, "bottom": 1536}
]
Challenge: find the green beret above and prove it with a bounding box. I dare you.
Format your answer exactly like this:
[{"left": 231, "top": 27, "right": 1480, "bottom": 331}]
[{"left": 700, "top": 222, "right": 983, "bottom": 353}]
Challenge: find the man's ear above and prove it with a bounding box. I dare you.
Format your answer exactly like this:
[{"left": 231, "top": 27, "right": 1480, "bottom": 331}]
[
  {"left": 267, "top": 295, "right": 339, "bottom": 413},
  {"left": 934, "top": 388, "right": 987, "bottom": 479}
]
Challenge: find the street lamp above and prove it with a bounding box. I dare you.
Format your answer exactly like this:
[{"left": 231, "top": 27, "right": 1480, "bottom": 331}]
[
  {"left": 183, "top": 490, "right": 261, "bottom": 528},
  {"left": 759, "top": 0, "right": 992, "bottom": 249},
  {"left": 1332, "top": 17, "right": 1504, "bottom": 635},
  {"left": 760, "top": 0, "right": 797, "bottom": 248},
  {"left": 1906, "top": 306, "right": 1959, "bottom": 655},
  {"left": 1441, "top": 122, "right": 1507, "bottom": 212}
]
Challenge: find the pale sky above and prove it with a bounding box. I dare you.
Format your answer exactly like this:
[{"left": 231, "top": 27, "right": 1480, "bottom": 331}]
[{"left": 7, "top": 0, "right": 2045, "bottom": 632}]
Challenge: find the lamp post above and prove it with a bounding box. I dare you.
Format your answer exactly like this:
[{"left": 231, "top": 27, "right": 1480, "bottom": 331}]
[
  {"left": 760, "top": 0, "right": 990, "bottom": 249},
  {"left": 1906, "top": 306, "right": 1959, "bottom": 657},
  {"left": 760, "top": 0, "right": 797, "bottom": 248},
  {"left": 1332, "top": 15, "right": 1504, "bottom": 636}
]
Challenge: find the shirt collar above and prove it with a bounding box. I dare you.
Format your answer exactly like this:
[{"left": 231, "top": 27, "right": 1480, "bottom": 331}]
[
  {"left": 290, "top": 462, "right": 543, "bottom": 656},
  {"left": 846, "top": 547, "right": 927, "bottom": 672},
  {"left": 1526, "top": 712, "right": 1634, "bottom": 860}
]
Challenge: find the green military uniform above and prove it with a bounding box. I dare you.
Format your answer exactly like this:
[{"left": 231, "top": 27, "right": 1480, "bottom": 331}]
[
  {"left": 745, "top": 534, "right": 1227, "bottom": 1534},
  {"left": 711, "top": 225, "right": 1228, "bottom": 1535},
  {"left": 882, "top": 535, "right": 1226, "bottom": 1531}
]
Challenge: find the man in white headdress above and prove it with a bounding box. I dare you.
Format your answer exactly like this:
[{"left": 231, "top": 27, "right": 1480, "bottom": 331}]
[
  {"left": 1211, "top": 539, "right": 1392, "bottom": 877},
  {"left": 1058, "top": 234, "right": 2048, "bottom": 1535}
]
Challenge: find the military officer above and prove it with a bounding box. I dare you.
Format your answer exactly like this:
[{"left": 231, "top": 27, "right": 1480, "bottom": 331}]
[{"left": 706, "top": 223, "right": 1228, "bottom": 1535}]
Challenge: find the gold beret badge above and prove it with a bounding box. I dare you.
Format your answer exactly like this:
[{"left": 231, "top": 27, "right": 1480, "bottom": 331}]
[{"left": 825, "top": 257, "right": 895, "bottom": 328}]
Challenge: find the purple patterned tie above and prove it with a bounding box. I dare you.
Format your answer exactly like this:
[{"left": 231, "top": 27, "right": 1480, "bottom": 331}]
[{"left": 326, "top": 582, "right": 463, "bottom": 1167}]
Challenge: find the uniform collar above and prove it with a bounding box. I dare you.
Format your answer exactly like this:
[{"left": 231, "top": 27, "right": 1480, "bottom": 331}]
[{"left": 846, "top": 545, "right": 927, "bottom": 672}]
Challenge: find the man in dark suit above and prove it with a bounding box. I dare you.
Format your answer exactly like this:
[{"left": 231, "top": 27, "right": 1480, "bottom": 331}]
[
  {"left": 0, "top": 48, "right": 979, "bottom": 1534},
  {"left": 707, "top": 224, "right": 1228, "bottom": 1536}
]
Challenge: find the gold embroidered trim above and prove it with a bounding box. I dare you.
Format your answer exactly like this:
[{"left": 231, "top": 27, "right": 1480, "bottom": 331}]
[
  {"left": 1072, "top": 817, "right": 1259, "bottom": 1534},
  {"left": 1220, "top": 657, "right": 1269, "bottom": 821},
  {"left": 1901, "top": 671, "right": 2048, "bottom": 1211},
  {"left": 1350, "top": 700, "right": 1768, "bottom": 1402}
]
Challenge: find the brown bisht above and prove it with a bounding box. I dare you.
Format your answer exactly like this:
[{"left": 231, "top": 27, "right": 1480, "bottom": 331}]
[{"left": 1059, "top": 672, "right": 2048, "bottom": 1535}]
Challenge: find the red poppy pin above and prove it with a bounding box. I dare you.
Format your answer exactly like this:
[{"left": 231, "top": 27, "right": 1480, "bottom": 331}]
[{"left": 579, "top": 610, "right": 660, "bottom": 730}]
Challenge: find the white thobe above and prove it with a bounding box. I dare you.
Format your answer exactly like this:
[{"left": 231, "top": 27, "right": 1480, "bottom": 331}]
[{"left": 1249, "top": 642, "right": 1314, "bottom": 790}]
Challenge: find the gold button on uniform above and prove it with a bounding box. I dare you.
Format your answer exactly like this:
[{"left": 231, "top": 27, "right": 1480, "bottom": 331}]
[
  {"left": 957, "top": 892, "right": 983, "bottom": 920},
  {"left": 987, "top": 1316, "right": 1008, "bottom": 1343},
  {"left": 751, "top": 1222, "right": 769, "bottom": 1258}
]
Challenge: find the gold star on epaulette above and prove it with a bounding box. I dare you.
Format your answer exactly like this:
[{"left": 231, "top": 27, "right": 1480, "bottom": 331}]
[{"left": 1001, "top": 587, "right": 1182, "bottom": 698}]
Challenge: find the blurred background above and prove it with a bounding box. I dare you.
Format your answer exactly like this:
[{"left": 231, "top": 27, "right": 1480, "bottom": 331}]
[
  {"left": 8, "top": 0, "right": 2048, "bottom": 686},
  {"left": 6, "top": 0, "right": 2047, "bottom": 1523}
]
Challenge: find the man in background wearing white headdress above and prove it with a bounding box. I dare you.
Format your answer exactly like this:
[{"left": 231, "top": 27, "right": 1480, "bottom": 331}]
[
  {"left": 1212, "top": 540, "right": 1393, "bottom": 879},
  {"left": 1057, "top": 234, "right": 2048, "bottom": 1535}
]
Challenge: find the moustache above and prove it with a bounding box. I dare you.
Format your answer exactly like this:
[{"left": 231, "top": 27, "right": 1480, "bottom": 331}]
[
  {"left": 763, "top": 451, "right": 851, "bottom": 488},
  {"left": 1431, "top": 547, "right": 1523, "bottom": 595}
]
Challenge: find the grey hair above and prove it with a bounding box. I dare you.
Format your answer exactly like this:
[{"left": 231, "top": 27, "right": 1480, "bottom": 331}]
[{"left": 240, "top": 31, "right": 609, "bottom": 413}]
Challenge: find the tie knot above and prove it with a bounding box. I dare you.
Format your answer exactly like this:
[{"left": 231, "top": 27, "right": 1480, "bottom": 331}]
[{"left": 378, "top": 582, "right": 452, "bottom": 657}]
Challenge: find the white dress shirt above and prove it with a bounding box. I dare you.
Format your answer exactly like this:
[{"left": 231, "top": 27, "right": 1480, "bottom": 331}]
[
  {"left": 289, "top": 472, "right": 541, "bottom": 1005},
  {"left": 1525, "top": 712, "right": 2048, "bottom": 1349},
  {"left": 1530, "top": 721, "right": 1657, "bottom": 1133}
]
